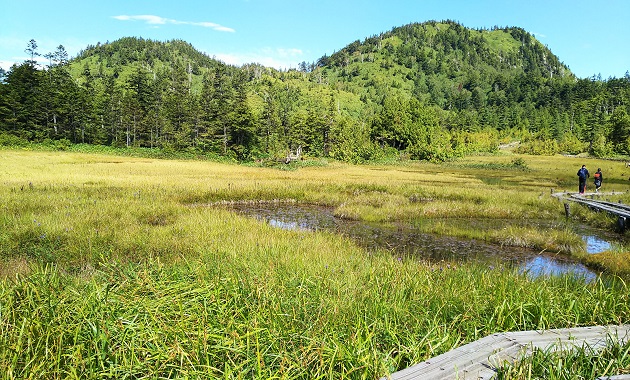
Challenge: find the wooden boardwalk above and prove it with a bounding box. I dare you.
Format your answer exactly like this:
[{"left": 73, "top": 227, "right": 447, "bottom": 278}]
[
  {"left": 382, "top": 194, "right": 630, "bottom": 379},
  {"left": 553, "top": 191, "right": 630, "bottom": 230},
  {"left": 382, "top": 324, "right": 630, "bottom": 380}
]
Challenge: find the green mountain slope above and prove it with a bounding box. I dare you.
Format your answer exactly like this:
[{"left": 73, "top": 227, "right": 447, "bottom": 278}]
[
  {"left": 3, "top": 20, "right": 629, "bottom": 161},
  {"left": 319, "top": 21, "right": 572, "bottom": 107},
  {"left": 68, "top": 21, "right": 571, "bottom": 110},
  {"left": 71, "top": 37, "right": 227, "bottom": 92}
]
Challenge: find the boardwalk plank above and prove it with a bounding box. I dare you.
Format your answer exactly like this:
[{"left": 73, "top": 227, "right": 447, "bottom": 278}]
[{"left": 382, "top": 325, "right": 630, "bottom": 380}]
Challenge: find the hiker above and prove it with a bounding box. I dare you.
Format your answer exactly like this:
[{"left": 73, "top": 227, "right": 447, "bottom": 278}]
[
  {"left": 594, "top": 168, "right": 603, "bottom": 192},
  {"left": 577, "top": 165, "right": 589, "bottom": 194}
]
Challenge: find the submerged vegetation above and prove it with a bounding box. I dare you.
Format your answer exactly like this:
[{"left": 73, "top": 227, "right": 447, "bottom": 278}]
[{"left": 1, "top": 149, "right": 629, "bottom": 378}]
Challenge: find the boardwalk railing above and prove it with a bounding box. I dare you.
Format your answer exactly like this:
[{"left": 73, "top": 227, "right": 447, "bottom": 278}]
[{"left": 554, "top": 191, "right": 630, "bottom": 230}]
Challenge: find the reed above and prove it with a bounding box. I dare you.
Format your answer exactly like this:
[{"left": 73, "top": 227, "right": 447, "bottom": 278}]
[{"left": 1, "top": 149, "right": 629, "bottom": 378}]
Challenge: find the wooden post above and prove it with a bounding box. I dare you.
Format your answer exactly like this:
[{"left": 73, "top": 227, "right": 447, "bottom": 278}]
[
  {"left": 564, "top": 203, "right": 570, "bottom": 218},
  {"left": 618, "top": 216, "right": 626, "bottom": 232}
]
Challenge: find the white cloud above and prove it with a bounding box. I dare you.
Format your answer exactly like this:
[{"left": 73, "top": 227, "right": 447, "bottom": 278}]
[
  {"left": 113, "top": 15, "right": 166, "bottom": 24},
  {"left": 211, "top": 48, "right": 305, "bottom": 70},
  {"left": 276, "top": 48, "right": 304, "bottom": 57},
  {"left": 113, "top": 15, "right": 235, "bottom": 32},
  {"left": 0, "top": 36, "right": 88, "bottom": 71},
  {"left": 0, "top": 55, "right": 52, "bottom": 69},
  {"left": 0, "top": 56, "right": 52, "bottom": 71},
  {"left": 0, "top": 37, "right": 28, "bottom": 70},
  {"left": 0, "top": 60, "right": 17, "bottom": 71}
]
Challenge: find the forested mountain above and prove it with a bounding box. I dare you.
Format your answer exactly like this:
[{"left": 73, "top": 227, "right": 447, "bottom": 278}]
[{"left": 1, "top": 21, "right": 629, "bottom": 162}]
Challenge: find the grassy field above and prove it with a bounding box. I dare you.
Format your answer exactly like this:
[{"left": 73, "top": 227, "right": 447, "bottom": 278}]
[{"left": 1, "top": 148, "right": 629, "bottom": 379}]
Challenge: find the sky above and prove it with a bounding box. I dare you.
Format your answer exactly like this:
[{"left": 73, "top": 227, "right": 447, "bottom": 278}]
[{"left": 1, "top": 0, "right": 628, "bottom": 79}]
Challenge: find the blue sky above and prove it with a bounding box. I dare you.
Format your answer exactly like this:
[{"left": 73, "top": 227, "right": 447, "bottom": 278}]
[{"left": 1, "top": 0, "right": 628, "bottom": 79}]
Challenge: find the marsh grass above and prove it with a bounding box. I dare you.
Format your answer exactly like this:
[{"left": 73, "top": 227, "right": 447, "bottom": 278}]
[
  {"left": 3, "top": 255, "right": 629, "bottom": 378},
  {"left": 1, "top": 149, "right": 629, "bottom": 378},
  {"left": 496, "top": 337, "right": 630, "bottom": 379},
  {"left": 584, "top": 247, "right": 630, "bottom": 277}
]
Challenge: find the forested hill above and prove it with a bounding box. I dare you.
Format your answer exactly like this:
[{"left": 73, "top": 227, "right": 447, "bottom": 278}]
[
  {"left": 1, "top": 21, "right": 629, "bottom": 163},
  {"left": 72, "top": 37, "right": 232, "bottom": 92},
  {"left": 319, "top": 21, "right": 572, "bottom": 106},
  {"left": 327, "top": 21, "right": 568, "bottom": 77},
  {"left": 77, "top": 37, "right": 220, "bottom": 70}
]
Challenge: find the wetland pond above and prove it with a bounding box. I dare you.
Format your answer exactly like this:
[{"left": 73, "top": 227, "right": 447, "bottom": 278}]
[{"left": 222, "top": 203, "right": 620, "bottom": 282}]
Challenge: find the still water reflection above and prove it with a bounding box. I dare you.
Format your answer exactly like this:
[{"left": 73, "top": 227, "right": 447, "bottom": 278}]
[
  {"left": 223, "top": 203, "right": 600, "bottom": 281},
  {"left": 583, "top": 235, "right": 612, "bottom": 254},
  {"left": 518, "top": 256, "right": 596, "bottom": 281}
]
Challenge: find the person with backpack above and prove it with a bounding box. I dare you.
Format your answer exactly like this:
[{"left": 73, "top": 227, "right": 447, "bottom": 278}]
[
  {"left": 594, "top": 168, "right": 603, "bottom": 192},
  {"left": 577, "top": 165, "right": 589, "bottom": 194}
]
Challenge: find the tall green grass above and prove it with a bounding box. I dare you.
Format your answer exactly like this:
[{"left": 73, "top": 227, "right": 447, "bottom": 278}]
[
  {"left": 1, "top": 149, "right": 629, "bottom": 378},
  {"left": 3, "top": 257, "right": 629, "bottom": 378}
]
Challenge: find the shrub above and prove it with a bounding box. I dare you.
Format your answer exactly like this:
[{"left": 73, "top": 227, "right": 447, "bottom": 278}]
[{"left": 0, "top": 133, "right": 29, "bottom": 147}]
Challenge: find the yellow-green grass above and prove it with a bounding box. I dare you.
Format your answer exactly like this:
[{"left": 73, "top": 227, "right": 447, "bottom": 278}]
[
  {"left": 496, "top": 338, "right": 630, "bottom": 379},
  {"left": 2, "top": 149, "right": 629, "bottom": 272},
  {"left": 1, "top": 149, "right": 629, "bottom": 378},
  {"left": 1, "top": 150, "right": 629, "bottom": 273}
]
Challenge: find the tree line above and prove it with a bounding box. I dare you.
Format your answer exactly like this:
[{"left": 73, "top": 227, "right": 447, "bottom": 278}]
[{"left": 1, "top": 23, "right": 629, "bottom": 162}]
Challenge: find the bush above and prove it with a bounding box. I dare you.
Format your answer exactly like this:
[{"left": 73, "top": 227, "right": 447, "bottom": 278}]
[
  {"left": 559, "top": 132, "right": 587, "bottom": 155},
  {"left": 590, "top": 135, "right": 614, "bottom": 158},
  {"left": 515, "top": 139, "right": 559, "bottom": 155},
  {"left": 0, "top": 133, "right": 30, "bottom": 147},
  {"left": 511, "top": 157, "right": 528, "bottom": 169},
  {"left": 45, "top": 138, "right": 72, "bottom": 151}
]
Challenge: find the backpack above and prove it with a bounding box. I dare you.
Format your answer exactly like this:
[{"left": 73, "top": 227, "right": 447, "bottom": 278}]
[{"left": 578, "top": 168, "right": 586, "bottom": 179}]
